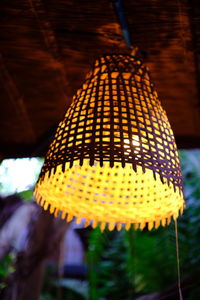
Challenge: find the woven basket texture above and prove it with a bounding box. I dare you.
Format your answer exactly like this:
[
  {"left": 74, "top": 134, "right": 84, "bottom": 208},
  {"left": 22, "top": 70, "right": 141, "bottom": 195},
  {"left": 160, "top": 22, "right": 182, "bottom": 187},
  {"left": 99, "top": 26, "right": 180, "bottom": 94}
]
[{"left": 35, "top": 54, "right": 185, "bottom": 231}]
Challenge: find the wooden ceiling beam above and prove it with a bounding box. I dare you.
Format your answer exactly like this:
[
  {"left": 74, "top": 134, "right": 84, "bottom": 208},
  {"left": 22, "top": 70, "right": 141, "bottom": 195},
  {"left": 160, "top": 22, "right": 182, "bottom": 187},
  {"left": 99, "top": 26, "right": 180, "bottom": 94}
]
[
  {"left": 0, "top": 0, "right": 199, "bottom": 157},
  {"left": 28, "top": 0, "right": 69, "bottom": 95},
  {"left": 188, "top": 0, "right": 200, "bottom": 126},
  {"left": 0, "top": 54, "right": 36, "bottom": 144}
]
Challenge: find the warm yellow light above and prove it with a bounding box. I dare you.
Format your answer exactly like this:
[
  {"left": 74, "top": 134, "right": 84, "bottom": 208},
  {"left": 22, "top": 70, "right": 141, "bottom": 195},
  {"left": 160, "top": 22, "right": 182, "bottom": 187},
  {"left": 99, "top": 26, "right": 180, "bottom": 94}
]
[
  {"left": 35, "top": 160, "right": 184, "bottom": 231},
  {"left": 34, "top": 54, "right": 185, "bottom": 231},
  {"left": 124, "top": 137, "right": 140, "bottom": 154}
]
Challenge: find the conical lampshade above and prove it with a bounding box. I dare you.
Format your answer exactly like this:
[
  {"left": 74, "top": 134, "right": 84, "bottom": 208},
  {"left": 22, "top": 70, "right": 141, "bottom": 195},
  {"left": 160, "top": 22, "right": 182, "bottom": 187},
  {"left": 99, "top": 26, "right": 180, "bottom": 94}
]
[{"left": 34, "top": 54, "right": 185, "bottom": 231}]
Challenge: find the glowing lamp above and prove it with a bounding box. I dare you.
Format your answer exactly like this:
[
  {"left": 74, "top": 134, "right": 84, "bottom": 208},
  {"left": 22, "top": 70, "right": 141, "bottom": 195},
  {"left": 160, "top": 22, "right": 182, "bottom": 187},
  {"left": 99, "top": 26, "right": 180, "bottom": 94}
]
[{"left": 34, "top": 54, "right": 185, "bottom": 231}]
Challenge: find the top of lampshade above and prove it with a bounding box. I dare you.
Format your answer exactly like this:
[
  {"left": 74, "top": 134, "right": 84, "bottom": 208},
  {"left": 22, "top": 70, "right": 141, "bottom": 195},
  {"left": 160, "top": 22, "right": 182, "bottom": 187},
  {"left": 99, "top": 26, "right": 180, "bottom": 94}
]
[{"left": 34, "top": 54, "right": 185, "bottom": 231}]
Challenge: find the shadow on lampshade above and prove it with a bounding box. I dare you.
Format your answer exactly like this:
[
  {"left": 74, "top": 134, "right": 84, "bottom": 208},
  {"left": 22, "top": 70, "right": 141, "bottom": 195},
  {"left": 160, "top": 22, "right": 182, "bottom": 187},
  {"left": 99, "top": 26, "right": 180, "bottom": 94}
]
[{"left": 34, "top": 54, "right": 185, "bottom": 231}]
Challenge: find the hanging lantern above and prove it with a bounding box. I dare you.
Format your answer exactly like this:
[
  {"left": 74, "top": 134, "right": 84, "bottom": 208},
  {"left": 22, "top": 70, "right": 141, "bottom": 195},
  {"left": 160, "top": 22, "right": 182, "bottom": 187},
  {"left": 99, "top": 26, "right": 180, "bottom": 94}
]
[{"left": 34, "top": 54, "right": 185, "bottom": 231}]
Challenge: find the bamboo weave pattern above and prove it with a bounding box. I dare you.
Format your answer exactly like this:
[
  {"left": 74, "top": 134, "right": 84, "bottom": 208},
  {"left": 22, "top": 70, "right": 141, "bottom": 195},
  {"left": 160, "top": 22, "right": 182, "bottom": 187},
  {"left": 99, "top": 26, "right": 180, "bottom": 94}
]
[{"left": 35, "top": 54, "right": 185, "bottom": 230}]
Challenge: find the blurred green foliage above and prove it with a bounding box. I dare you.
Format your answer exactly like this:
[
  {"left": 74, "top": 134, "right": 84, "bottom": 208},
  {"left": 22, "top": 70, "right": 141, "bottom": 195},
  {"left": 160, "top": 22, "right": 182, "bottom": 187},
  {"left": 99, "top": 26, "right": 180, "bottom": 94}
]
[
  {"left": 40, "top": 265, "right": 87, "bottom": 300},
  {"left": 0, "top": 254, "right": 16, "bottom": 290}
]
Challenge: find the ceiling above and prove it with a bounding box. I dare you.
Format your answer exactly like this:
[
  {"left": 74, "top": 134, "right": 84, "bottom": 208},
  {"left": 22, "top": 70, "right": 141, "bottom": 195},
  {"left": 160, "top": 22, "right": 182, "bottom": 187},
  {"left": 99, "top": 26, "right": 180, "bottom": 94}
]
[{"left": 0, "top": 0, "right": 200, "bottom": 159}]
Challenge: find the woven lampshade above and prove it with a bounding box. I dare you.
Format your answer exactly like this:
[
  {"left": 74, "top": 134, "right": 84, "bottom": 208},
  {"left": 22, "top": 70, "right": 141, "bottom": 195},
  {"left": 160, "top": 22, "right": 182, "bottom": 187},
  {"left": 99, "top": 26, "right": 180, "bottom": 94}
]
[{"left": 34, "top": 54, "right": 185, "bottom": 231}]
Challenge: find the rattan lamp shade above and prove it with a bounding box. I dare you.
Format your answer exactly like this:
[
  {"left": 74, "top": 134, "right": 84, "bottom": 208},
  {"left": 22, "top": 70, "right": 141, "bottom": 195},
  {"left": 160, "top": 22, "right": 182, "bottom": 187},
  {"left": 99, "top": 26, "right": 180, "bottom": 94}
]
[{"left": 34, "top": 54, "right": 185, "bottom": 231}]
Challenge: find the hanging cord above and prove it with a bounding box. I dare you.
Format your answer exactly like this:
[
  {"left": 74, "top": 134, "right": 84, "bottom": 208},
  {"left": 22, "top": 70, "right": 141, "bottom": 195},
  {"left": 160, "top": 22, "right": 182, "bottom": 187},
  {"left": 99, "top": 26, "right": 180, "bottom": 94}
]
[
  {"left": 112, "top": 0, "right": 132, "bottom": 47},
  {"left": 175, "top": 219, "right": 183, "bottom": 300},
  {"left": 112, "top": 0, "right": 142, "bottom": 59}
]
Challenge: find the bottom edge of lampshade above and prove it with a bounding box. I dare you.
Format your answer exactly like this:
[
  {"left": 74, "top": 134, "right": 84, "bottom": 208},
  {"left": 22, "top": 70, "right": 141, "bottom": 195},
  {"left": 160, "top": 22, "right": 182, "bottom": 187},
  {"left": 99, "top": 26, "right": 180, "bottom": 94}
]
[
  {"left": 34, "top": 160, "right": 185, "bottom": 231},
  {"left": 34, "top": 191, "right": 185, "bottom": 231}
]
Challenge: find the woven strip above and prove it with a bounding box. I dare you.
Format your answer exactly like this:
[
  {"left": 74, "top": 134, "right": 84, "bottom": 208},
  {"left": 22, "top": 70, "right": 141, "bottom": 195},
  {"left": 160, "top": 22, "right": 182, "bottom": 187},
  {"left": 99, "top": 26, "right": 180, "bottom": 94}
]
[{"left": 35, "top": 54, "right": 185, "bottom": 230}]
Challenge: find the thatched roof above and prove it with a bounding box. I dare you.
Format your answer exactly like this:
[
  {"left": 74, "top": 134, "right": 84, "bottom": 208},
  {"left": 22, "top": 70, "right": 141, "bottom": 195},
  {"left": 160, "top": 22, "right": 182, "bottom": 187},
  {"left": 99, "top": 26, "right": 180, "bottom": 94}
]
[{"left": 0, "top": 0, "right": 200, "bottom": 158}]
